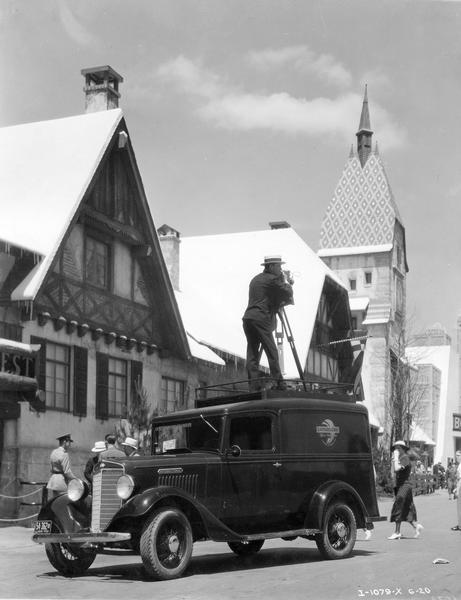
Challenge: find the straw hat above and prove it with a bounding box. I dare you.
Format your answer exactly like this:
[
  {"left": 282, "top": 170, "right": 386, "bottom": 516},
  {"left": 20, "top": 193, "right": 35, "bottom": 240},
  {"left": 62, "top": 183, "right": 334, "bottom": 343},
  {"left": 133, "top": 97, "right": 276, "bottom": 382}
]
[
  {"left": 391, "top": 440, "right": 409, "bottom": 451},
  {"left": 121, "top": 437, "right": 138, "bottom": 450},
  {"left": 91, "top": 441, "right": 106, "bottom": 453},
  {"left": 261, "top": 255, "right": 285, "bottom": 266}
]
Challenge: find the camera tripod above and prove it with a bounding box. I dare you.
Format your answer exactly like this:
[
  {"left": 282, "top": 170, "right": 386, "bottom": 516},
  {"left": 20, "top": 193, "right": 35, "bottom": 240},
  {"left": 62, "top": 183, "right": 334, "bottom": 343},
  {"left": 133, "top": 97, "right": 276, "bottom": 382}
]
[{"left": 277, "top": 307, "right": 307, "bottom": 390}]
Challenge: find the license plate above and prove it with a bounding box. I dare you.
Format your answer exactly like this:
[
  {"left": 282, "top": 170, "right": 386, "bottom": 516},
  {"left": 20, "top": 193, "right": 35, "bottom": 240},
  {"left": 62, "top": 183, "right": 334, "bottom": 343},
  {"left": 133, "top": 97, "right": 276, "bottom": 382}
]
[{"left": 34, "top": 520, "right": 52, "bottom": 534}]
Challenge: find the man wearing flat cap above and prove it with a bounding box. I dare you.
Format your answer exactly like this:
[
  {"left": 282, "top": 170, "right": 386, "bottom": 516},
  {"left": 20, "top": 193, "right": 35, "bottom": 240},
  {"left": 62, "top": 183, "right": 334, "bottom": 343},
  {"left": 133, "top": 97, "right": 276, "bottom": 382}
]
[
  {"left": 242, "top": 255, "right": 294, "bottom": 391},
  {"left": 46, "top": 433, "right": 77, "bottom": 499}
]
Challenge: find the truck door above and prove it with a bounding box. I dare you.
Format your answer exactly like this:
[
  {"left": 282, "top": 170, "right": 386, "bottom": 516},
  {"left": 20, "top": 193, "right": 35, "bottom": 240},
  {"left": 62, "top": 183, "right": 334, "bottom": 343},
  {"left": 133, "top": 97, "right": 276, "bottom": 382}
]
[{"left": 220, "top": 412, "right": 288, "bottom": 533}]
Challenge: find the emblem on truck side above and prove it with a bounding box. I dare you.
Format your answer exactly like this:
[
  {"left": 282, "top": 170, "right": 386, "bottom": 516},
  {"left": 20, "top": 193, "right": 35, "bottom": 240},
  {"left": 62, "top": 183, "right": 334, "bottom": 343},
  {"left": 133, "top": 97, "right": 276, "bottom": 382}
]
[{"left": 316, "top": 419, "right": 340, "bottom": 447}]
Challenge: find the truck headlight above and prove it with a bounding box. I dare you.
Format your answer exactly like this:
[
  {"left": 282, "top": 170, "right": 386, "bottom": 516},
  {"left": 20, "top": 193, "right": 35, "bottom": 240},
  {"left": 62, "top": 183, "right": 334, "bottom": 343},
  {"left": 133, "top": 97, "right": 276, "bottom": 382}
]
[
  {"left": 67, "top": 478, "right": 86, "bottom": 502},
  {"left": 117, "top": 475, "right": 135, "bottom": 500}
]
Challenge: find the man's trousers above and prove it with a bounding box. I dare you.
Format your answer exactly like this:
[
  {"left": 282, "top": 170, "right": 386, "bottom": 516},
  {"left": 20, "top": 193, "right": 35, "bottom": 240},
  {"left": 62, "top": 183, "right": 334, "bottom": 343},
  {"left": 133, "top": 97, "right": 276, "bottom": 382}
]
[{"left": 242, "top": 318, "right": 283, "bottom": 389}]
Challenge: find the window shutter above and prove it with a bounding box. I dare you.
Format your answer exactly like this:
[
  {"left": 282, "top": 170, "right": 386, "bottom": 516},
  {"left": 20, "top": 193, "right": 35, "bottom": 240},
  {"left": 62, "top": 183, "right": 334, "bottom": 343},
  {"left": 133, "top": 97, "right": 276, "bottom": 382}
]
[
  {"left": 96, "top": 352, "right": 109, "bottom": 420},
  {"left": 131, "top": 360, "right": 143, "bottom": 395},
  {"left": 73, "top": 346, "right": 88, "bottom": 417},
  {"left": 30, "top": 336, "right": 46, "bottom": 412}
]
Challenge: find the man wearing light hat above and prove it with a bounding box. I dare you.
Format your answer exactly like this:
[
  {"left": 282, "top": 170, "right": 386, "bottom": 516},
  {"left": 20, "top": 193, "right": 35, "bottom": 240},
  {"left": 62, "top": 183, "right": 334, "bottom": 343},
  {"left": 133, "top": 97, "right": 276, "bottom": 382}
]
[
  {"left": 84, "top": 441, "right": 106, "bottom": 489},
  {"left": 242, "top": 255, "right": 294, "bottom": 391},
  {"left": 122, "top": 436, "right": 140, "bottom": 457},
  {"left": 46, "top": 433, "right": 77, "bottom": 499}
]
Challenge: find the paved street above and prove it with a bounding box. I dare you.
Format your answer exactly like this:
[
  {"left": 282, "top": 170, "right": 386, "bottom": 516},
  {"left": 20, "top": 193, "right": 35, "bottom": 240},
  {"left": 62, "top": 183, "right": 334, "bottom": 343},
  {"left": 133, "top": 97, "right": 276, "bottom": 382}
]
[{"left": 0, "top": 492, "right": 460, "bottom": 600}]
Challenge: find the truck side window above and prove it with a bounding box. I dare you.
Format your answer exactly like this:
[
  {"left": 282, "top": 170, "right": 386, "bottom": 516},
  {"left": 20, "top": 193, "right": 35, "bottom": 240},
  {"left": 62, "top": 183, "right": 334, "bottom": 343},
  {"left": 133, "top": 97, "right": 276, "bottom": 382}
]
[{"left": 229, "top": 416, "right": 273, "bottom": 451}]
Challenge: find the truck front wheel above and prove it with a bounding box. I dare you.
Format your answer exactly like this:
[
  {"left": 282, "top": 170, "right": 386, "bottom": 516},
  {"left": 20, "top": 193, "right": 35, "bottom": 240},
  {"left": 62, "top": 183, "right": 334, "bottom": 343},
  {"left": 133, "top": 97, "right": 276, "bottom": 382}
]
[
  {"left": 315, "top": 502, "right": 357, "bottom": 559},
  {"left": 140, "top": 508, "right": 193, "bottom": 580}
]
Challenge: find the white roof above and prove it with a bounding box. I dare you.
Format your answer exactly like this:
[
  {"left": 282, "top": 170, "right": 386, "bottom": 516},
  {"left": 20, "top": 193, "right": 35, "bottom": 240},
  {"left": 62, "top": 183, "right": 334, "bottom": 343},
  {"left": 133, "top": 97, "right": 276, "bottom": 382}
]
[
  {"left": 349, "top": 296, "right": 370, "bottom": 312},
  {"left": 178, "top": 227, "right": 347, "bottom": 378},
  {"left": 318, "top": 244, "right": 392, "bottom": 257},
  {"left": 410, "top": 422, "right": 435, "bottom": 446},
  {"left": 0, "top": 109, "right": 123, "bottom": 299}
]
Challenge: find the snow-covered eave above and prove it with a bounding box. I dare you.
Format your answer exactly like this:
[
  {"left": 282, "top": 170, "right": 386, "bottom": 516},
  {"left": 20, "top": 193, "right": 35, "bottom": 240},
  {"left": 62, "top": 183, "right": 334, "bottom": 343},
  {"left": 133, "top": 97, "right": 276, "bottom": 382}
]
[
  {"left": 186, "top": 333, "right": 225, "bottom": 366},
  {"left": 9, "top": 111, "right": 123, "bottom": 302},
  {"left": 318, "top": 244, "right": 393, "bottom": 258}
]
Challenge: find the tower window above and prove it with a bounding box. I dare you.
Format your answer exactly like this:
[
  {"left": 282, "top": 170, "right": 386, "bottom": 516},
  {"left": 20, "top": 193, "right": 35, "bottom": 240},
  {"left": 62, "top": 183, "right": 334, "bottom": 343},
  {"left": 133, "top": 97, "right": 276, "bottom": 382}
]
[
  {"left": 365, "top": 271, "right": 372, "bottom": 285},
  {"left": 349, "top": 278, "right": 357, "bottom": 291}
]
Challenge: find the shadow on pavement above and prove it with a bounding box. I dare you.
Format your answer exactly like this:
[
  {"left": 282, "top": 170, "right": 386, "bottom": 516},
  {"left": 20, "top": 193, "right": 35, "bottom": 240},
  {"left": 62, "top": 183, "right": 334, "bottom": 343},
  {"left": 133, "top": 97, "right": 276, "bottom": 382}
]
[{"left": 36, "top": 546, "right": 376, "bottom": 582}]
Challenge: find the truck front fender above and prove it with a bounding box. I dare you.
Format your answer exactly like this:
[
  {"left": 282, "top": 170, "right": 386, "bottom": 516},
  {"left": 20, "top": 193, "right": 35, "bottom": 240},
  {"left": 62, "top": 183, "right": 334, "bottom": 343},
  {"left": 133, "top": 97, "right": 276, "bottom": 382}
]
[
  {"left": 305, "top": 480, "right": 368, "bottom": 530},
  {"left": 109, "top": 485, "right": 243, "bottom": 542},
  {"left": 36, "top": 494, "right": 92, "bottom": 534}
]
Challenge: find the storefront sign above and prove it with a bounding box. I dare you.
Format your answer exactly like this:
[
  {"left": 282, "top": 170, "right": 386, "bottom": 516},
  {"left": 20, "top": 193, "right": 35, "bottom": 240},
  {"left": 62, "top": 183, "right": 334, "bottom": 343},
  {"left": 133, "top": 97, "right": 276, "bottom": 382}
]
[
  {"left": 0, "top": 350, "right": 35, "bottom": 378},
  {"left": 453, "top": 413, "right": 461, "bottom": 432}
]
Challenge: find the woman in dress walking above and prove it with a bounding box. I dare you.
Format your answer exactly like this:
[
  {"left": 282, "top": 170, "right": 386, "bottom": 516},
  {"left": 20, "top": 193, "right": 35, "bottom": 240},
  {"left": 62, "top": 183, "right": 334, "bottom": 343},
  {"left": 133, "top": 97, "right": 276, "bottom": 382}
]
[{"left": 388, "top": 440, "right": 424, "bottom": 540}]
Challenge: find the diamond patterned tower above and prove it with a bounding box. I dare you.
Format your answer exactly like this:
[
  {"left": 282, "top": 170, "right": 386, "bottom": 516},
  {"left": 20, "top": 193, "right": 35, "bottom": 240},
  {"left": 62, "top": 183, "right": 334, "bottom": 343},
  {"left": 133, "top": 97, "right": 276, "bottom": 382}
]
[{"left": 318, "top": 88, "right": 408, "bottom": 437}]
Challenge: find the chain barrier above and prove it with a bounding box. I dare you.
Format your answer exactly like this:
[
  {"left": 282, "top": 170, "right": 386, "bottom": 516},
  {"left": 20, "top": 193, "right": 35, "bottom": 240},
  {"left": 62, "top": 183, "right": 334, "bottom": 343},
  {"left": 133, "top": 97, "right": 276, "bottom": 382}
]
[
  {"left": 0, "top": 513, "right": 39, "bottom": 522},
  {"left": 0, "top": 488, "right": 42, "bottom": 500},
  {"left": 0, "top": 480, "right": 45, "bottom": 523}
]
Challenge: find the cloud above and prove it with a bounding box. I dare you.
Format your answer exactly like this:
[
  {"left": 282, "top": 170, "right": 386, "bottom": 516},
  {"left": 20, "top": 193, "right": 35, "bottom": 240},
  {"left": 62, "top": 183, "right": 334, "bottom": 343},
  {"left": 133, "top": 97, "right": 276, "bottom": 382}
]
[
  {"left": 247, "top": 46, "right": 352, "bottom": 88},
  {"left": 157, "top": 56, "right": 405, "bottom": 148},
  {"left": 59, "top": 3, "right": 96, "bottom": 46}
]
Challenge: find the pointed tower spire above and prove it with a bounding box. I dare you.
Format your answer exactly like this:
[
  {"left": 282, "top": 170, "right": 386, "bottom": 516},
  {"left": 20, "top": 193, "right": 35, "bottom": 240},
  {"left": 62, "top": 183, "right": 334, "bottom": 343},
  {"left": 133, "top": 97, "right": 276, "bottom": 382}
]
[{"left": 356, "top": 85, "right": 373, "bottom": 167}]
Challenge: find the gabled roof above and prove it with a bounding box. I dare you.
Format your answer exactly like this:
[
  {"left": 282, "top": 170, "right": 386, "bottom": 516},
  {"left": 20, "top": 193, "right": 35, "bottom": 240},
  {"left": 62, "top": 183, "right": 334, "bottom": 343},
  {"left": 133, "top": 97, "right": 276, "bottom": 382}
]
[
  {"left": 1, "top": 109, "right": 122, "bottom": 301},
  {"left": 0, "top": 109, "right": 123, "bottom": 256},
  {"left": 177, "top": 227, "right": 349, "bottom": 378},
  {"left": 0, "top": 108, "right": 192, "bottom": 360}
]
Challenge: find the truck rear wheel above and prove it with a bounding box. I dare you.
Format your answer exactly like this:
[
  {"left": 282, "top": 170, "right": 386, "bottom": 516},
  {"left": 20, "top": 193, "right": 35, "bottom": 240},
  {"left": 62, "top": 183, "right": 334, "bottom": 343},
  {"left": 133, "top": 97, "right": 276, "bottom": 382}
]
[
  {"left": 140, "top": 508, "right": 193, "bottom": 580},
  {"left": 315, "top": 502, "right": 356, "bottom": 559}
]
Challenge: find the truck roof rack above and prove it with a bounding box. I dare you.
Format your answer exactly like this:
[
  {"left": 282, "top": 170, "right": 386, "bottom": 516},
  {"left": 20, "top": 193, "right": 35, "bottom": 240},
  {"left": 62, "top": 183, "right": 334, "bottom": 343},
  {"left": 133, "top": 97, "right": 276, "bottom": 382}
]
[{"left": 195, "top": 378, "right": 358, "bottom": 408}]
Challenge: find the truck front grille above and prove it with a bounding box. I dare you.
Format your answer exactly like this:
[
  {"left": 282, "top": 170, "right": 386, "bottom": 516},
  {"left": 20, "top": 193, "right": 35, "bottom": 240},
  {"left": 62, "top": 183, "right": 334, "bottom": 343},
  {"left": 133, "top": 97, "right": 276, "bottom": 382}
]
[
  {"left": 158, "top": 473, "right": 198, "bottom": 497},
  {"left": 91, "top": 467, "right": 123, "bottom": 532}
]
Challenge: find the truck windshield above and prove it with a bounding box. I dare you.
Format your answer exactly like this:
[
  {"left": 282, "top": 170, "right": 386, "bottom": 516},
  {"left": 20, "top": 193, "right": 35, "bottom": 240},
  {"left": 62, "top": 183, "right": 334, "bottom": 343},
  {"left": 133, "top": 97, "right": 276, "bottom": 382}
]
[{"left": 153, "top": 416, "right": 221, "bottom": 454}]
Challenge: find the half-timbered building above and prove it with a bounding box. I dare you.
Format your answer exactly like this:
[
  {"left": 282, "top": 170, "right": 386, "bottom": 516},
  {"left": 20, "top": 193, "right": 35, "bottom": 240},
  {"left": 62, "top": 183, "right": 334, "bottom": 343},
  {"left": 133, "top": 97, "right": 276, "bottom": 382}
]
[{"left": 0, "top": 67, "right": 244, "bottom": 519}]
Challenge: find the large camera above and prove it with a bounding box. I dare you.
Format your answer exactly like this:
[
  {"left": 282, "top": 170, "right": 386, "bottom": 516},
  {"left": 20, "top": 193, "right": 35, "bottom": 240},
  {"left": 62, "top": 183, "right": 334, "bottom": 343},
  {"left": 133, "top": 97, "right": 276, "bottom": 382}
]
[{"left": 283, "top": 269, "right": 294, "bottom": 285}]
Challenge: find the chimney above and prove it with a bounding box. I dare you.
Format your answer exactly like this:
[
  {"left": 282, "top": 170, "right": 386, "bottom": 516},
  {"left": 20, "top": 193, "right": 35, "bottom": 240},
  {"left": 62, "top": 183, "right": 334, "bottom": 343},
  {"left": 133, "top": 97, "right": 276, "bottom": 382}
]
[
  {"left": 158, "top": 224, "right": 181, "bottom": 291},
  {"left": 81, "top": 66, "right": 123, "bottom": 113},
  {"left": 269, "top": 221, "right": 291, "bottom": 230}
]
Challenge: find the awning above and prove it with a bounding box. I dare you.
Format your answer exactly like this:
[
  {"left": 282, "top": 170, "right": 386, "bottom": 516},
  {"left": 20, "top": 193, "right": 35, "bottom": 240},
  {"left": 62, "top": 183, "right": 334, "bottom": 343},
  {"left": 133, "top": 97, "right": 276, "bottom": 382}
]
[{"left": 0, "top": 338, "right": 41, "bottom": 356}]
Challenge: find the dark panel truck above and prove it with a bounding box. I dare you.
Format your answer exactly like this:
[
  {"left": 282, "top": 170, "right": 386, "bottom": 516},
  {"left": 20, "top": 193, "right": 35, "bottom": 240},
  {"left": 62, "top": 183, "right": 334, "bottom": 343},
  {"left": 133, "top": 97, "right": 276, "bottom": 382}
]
[{"left": 32, "top": 385, "right": 385, "bottom": 580}]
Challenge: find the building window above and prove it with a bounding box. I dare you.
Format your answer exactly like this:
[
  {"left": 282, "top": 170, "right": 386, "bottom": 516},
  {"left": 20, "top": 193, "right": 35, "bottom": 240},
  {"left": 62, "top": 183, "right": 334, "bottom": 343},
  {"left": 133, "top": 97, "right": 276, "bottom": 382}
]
[
  {"left": 161, "top": 377, "right": 185, "bottom": 413},
  {"left": 365, "top": 271, "right": 372, "bottom": 285},
  {"left": 108, "top": 357, "right": 127, "bottom": 417},
  {"left": 85, "top": 236, "right": 110, "bottom": 288},
  {"left": 351, "top": 316, "right": 358, "bottom": 330},
  {"left": 396, "top": 245, "right": 402, "bottom": 268},
  {"left": 46, "top": 342, "right": 70, "bottom": 411},
  {"left": 349, "top": 278, "right": 356, "bottom": 291}
]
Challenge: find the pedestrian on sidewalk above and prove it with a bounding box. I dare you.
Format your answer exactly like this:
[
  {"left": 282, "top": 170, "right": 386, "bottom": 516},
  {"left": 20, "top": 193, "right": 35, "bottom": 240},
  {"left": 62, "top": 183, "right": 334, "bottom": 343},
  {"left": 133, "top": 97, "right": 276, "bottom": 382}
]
[
  {"left": 388, "top": 440, "right": 424, "bottom": 540},
  {"left": 446, "top": 460, "right": 457, "bottom": 500},
  {"left": 450, "top": 450, "right": 461, "bottom": 531}
]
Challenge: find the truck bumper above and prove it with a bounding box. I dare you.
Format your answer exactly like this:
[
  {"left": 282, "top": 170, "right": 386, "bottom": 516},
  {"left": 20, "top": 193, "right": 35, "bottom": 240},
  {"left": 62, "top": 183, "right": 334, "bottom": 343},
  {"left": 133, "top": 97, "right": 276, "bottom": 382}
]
[{"left": 32, "top": 531, "right": 131, "bottom": 545}]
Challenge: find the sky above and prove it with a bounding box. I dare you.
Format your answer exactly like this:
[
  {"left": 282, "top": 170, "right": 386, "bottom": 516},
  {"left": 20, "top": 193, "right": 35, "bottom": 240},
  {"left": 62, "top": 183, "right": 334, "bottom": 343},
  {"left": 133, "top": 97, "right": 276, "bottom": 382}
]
[{"left": 1, "top": 0, "right": 461, "bottom": 340}]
